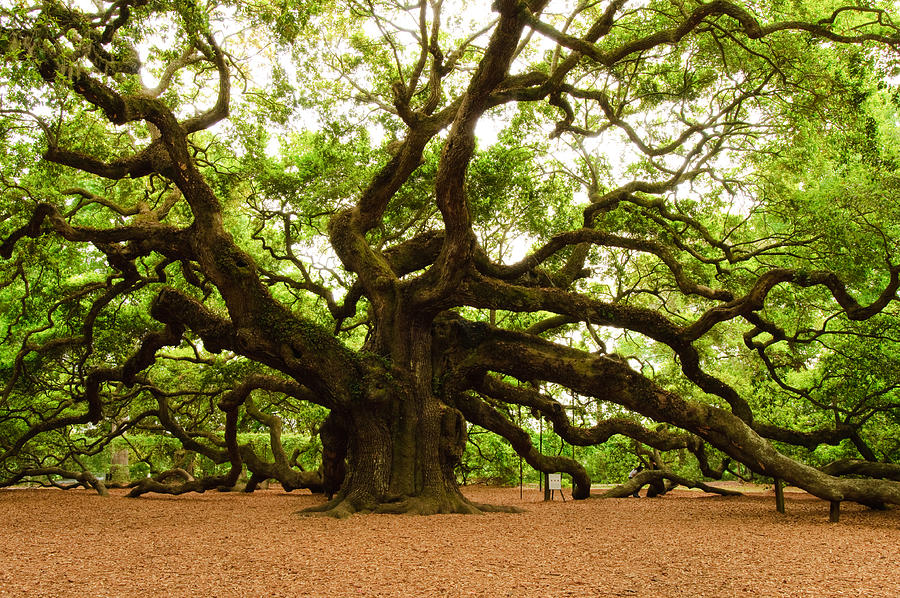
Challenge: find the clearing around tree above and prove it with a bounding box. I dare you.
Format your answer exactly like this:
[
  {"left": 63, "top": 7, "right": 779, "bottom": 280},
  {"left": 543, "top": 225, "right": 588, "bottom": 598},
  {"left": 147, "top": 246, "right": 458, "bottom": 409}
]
[{"left": 1, "top": 485, "right": 897, "bottom": 597}]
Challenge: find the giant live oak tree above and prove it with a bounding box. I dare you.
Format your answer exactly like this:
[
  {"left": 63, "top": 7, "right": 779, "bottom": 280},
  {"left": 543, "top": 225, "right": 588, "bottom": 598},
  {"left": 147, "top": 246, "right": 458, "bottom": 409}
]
[{"left": 1, "top": 0, "right": 900, "bottom": 516}]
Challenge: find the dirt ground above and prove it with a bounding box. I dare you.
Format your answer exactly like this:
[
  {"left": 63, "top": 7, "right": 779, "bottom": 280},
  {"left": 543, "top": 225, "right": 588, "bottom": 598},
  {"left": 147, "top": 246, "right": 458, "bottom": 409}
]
[{"left": 0, "top": 484, "right": 897, "bottom": 597}]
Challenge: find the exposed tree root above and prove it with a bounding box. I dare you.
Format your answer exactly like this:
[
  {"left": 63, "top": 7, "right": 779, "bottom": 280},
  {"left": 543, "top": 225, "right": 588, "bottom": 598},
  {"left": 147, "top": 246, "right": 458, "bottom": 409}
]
[
  {"left": 297, "top": 491, "right": 523, "bottom": 518},
  {"left": 299, "top": 496, "right": 359, "bottom": 519},
  {"left": 468, "top": 501, "right": 523, "bottom": 513}
]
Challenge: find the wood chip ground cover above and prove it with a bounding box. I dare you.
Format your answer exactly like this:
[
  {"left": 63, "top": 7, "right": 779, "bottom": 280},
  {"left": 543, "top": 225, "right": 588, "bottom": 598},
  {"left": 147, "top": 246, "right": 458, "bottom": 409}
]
[{"left": 0, "top": 485, "right": 897, "bottom": 597}]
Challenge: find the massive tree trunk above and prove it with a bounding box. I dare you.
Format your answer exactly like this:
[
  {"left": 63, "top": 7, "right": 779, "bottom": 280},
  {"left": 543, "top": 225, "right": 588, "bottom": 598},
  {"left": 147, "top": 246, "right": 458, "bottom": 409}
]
[{"left": 303, "top": 320, "right": 515, "bottom": 517}]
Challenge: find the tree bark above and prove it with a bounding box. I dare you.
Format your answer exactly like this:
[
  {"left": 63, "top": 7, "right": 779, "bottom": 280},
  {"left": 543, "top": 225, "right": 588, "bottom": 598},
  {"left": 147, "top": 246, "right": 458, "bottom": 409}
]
[
  {"left": 598, "top": 469, "right": 742, "bottom": 498},
  {"left": 301, "top": 322, "right": 519, "bottom": 517}
]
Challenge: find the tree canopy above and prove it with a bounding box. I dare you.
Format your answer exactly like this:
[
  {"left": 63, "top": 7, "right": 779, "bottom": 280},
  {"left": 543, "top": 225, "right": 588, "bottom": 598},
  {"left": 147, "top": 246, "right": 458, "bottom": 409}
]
[{"left": 1, "top": 0, "right": 899, "bottom": 515}]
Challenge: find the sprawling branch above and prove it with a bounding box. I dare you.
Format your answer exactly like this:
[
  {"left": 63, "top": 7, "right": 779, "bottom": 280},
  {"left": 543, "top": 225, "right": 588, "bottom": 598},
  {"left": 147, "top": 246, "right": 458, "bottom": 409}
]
[
  {"left": 410, "top": 0, "right": 551, "bottom": 307},
  {"left": 598, "top": 469, "right": 743, "bottom": 498},
  {"left": 522, "top": 1, "right": 900, "bottom": 68},
  {"left": 0, "top": 319, "right": 183, "bottom": 463},
  {"left": 474, "top": 228, "right": 734, "bottom": 301},
  {"left": 0, "top": 467, "right": 109, "bottom": 496},
  {"left": 451, "top": 391, "right": 591, "bottom": 499},
  {"left": 476, "top": 374, "right": 703, "bottom": 452},
  {"left": 0, "top": 202, "right": 189, "bottom": 261},
  {"left": 821, "top": 459, "right": 900, "bottom": 482},
  {"left": 461, "top": 325, "right": 900, "bottom": 506}
]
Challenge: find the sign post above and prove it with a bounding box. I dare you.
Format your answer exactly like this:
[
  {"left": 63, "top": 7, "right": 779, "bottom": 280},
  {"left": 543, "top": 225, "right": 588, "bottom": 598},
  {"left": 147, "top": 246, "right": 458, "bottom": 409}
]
[{"left": 548, "top": 473, "right": 565, "bottom": 502}]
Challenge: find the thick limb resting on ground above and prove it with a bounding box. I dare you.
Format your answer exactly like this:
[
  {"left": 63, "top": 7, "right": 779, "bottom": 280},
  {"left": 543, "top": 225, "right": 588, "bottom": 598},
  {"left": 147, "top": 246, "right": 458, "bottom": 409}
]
[
  {"left": 455, "top": 323, "right": 900, "bottom": 508},
  {"left": 0, "top": 468, "right": 109, "bottom": 497},
  {"left": 599, "top": 469, "right": 743, "bottom": 499}
]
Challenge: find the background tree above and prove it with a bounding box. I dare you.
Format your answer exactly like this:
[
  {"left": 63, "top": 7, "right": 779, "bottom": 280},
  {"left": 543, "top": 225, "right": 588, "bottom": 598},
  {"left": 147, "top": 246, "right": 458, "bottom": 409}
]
[{"left": 1, "top": 0, "right": 899, "bottom": 515}]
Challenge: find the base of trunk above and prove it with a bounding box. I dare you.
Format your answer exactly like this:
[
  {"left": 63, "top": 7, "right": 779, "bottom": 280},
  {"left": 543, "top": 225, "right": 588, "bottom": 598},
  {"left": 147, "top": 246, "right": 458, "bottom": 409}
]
[{"left": 297, "top": 488, "right": 523, "bottom": 518}]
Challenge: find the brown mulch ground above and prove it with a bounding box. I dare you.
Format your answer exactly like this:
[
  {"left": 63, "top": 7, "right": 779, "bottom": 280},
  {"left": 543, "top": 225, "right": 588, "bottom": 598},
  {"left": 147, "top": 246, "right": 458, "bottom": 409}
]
[{"left": 0, "top": 485, "right": 898, "bottom": 597}]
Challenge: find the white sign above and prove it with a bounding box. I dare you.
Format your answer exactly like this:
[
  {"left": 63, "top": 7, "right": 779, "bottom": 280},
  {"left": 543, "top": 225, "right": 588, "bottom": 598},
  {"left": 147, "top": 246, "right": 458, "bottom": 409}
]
[{"left": 548, "top": 473, "right": 562, "bottom": 490}]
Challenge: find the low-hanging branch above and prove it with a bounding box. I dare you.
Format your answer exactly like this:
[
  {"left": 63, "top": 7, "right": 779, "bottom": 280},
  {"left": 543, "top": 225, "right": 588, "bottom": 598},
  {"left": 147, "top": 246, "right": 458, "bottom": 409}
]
[{"left": 455, "top": 321, "right": 900, "bottom": 507}]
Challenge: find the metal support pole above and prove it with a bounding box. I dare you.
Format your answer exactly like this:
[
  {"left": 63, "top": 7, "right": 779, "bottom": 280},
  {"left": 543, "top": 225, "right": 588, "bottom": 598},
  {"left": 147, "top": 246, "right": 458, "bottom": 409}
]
[
  {"left": 519, "top": 457, "right": 523, "bottom": 500},
  {"left": 538, "top": 418, "right": 543, "bottom": 493},
  {"left": 518, "top": 406, "right": 523, "bottom": 499}
]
